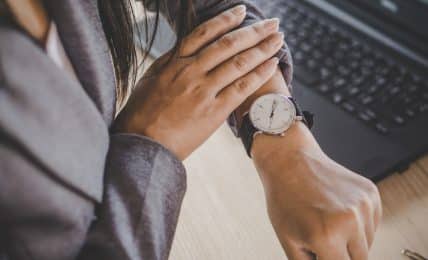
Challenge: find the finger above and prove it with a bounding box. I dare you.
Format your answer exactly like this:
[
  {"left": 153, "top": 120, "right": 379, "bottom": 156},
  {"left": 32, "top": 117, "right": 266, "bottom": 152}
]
[
  {"left": 196, "top": 18, "right": 280, "bottom": 72},
  {"left": 180, "top": 5, "right": 247, "bottom": 57},
  {"left": 316, "top": 248, "right": 351, "bottom": 260},
  {"left": 348, "top": 232, "right": 369, "bottom": 260},
  {"left": 365, "top": 182, "right": 382, "bottom": 248},
  {"left": 373, "top": 198, "right": 382, "bottom": 232},
  {"left": 372, "top": 185, "right": 383, "bottom": 230},
  {"left": 206, "top": 32, "right": 284, "bottom": 94},
  {"left": 365, "top": 214, "right": 375, "bottom": 250},
  {"left": 363, "top": 202, "right": 375, "bottom": 248},
  {"left": 282, "top": 242, "right": 313, "bottom": 260},
  {"left": 355, "top": 194, "right": 375, "bottom": 250},
  {"left": 215, "top": 57, "right": 279, "bottom": 113}
]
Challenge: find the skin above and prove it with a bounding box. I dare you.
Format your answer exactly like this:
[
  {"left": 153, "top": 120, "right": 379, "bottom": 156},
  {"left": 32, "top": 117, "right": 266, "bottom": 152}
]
[
  {"left": 116, "top": 8, "right": 284, "bottom": 159},
  {"left": 9, "top": 2, "right": 382, "bottom": 259},
  {"left": 5, "top": 0, "right": 49, "bottom": 42}
]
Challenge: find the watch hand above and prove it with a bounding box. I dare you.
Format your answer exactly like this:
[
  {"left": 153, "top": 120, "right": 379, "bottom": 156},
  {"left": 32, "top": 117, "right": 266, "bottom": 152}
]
[
  {"left": 269, "top": 100, "right": 278, "bottom": 128},
  {"left": 270, "top": 100, "right": 277, "bottom": 118}
]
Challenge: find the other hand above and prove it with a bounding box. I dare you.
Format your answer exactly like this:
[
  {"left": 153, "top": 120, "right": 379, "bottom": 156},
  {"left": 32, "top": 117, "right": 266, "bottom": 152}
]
[
  {"left": 115, "top": 5, "right": 284, "bottom": 160},
  {"left": 252, "top": 123, "right": 382, "bottom": 260}
]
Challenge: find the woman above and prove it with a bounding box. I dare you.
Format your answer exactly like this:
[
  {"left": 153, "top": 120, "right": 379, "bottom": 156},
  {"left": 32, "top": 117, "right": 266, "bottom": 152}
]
[{"left": 0, "top": 0, "right": 381, "bottom": 259}]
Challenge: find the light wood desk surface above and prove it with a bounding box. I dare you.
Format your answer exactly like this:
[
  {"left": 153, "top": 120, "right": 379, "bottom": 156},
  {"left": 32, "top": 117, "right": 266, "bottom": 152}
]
[{"left": 169, "top": 124, "right": 428, "bottom": 260}]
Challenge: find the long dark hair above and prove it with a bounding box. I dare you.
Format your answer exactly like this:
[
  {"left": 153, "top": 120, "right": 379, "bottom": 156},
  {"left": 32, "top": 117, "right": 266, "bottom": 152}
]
[
  {"left": 98, "top": 0, "right": 195, "bottom": 105},
  {"left": 0, "top": 0, "right": 195, "bottom": 106}
]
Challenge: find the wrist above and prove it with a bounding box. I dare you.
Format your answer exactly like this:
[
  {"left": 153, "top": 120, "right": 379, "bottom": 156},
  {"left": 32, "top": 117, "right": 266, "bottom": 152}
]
[
  {"left": 252, "top": 122, "right": 315, "bottom": 158},
  {"left": 113, "top": 113, "right": 186, "bottom": 160},
  {"left": 235, "top": 67, "right": 290, "bottom": 128},
  {"left": 251, "top": 122, "right": 324, "bottom": 179}
]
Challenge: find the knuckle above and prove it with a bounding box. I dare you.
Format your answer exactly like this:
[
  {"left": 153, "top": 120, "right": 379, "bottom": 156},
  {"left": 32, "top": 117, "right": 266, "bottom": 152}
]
[
  {"left": 357, "top": 194, "right": 374, "bottom": 218},
  {"left": 263, "top": 34, "right": 282, "bottom": 52},
  {"left": 361, "top": 179, "right": 381, "bottom": 205},
  {"left": 194, "top": 25, "right": 209, "bottom": 39},
  {"left": 252, "top": 65, "right": 272, "bottom": 83},
  {"left": 219, "top": 34, "right": 236, "bottom": 48},
  {"left": 234, "top": 78, "right": 251, "bottom": 94},
  {"left": 260, "top": 39, "right": 275, "bottom": 52},
  {"left": 361, "top": 195, "right": 373, "bottom": 209},
  {"left": 366, "top": 181, "right": 380, "bottom": 197},
  {"left": 254, "top": 63, "right": 269, "bottom": 77},
  {"left": 251, "top": 23, "right": 265, "bottom": 35},
  {"left": 220, "top": 12, "right": 235, "bottom": 24},
  {"left": 232, "top": 55, "right": 250, "bottom": 71}
]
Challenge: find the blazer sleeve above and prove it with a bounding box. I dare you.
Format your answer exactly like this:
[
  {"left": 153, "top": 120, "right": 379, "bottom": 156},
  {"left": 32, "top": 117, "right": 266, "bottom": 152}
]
[
  {"left": 78, "top": 134, "right": 186, "bottom": 260},
  {"left": 0, "top": 133, "right": 186, "bottom": 260}
]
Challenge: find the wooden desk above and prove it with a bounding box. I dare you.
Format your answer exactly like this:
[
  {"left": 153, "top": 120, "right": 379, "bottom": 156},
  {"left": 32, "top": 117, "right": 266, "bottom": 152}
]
[{"left": 169, "top": 124, "right": 428, "bottom": 260}]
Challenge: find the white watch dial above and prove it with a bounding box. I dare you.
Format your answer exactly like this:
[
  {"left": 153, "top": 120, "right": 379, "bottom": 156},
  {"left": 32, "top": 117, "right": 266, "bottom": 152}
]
[{"left": 249, "top": 94, "right": 296, "bottom": 135}]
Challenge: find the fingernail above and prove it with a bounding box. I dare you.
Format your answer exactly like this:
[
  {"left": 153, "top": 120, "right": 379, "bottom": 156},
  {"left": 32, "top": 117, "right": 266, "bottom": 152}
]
[
  {"left": 231, "top": 5, "right": 246, "bottom": 16},
  {"left": 264, "top": 18, "right": 280, "bottom": 30}
]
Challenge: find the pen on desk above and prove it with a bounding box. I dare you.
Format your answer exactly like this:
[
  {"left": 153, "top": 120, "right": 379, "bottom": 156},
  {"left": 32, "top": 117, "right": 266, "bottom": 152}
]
[{"left": 402, "top": 249, "right": 428, "bottom": 260}]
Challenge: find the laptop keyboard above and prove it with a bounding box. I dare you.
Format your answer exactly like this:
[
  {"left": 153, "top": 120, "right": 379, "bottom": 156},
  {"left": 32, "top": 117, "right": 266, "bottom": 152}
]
[{"left": 266, "top": 1, "right": 428, "bottom": 135}]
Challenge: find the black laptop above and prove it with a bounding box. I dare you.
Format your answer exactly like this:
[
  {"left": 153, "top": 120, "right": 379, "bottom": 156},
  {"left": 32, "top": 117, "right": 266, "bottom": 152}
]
[
  {"left": 261, "top": 0, "right": 428, "bottom": 181},
  {"left": 140, "top": 0, "right": 428, "bottom": 181}
]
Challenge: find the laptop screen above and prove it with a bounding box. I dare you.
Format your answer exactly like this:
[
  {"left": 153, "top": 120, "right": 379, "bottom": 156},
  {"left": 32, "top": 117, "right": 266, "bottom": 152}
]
[{"left": 326, "top": 0, "right": 428, "bottom": 56}]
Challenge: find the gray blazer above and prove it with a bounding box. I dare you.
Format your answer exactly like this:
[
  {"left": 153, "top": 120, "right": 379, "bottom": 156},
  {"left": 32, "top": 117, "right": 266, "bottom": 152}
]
[{"left": 0, "top": 0, "right": 292, "bottom": 259}]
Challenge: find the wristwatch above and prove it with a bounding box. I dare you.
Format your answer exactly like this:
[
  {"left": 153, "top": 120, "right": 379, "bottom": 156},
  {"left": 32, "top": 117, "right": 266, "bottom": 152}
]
[{"left": 238, "top": 93, "right": 314, "bottom": 157}]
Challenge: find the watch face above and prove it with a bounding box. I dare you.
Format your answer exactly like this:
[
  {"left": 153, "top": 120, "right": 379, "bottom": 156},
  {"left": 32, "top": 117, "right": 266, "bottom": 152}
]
[{"left": 249, "top": 94, "right": 296, "bottom": 135}]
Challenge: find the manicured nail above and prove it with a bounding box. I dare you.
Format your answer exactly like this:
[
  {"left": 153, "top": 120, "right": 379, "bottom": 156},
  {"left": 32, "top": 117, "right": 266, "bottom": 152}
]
[
  {"left": 231, "top": 5, "right": 246, "bottom": 16},
  {"left": 264, "top": 18, "right": 280, "bottom": 30}
]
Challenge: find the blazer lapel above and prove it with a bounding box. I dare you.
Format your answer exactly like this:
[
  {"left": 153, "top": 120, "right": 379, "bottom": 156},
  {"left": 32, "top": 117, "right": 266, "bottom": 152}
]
[
  {"left": 0, "top": 24, "right": 109, "bottom": 202},
  {"left": 44, "top": 0, "right": 117, "bottom": 125}
]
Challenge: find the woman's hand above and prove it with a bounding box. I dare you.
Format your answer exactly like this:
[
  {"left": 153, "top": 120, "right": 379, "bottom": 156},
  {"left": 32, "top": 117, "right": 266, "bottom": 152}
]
[
  {"left": 252, "top": 123, "right": 382, "bottom": 260},
  {"left": 114, "top": 5, "right": 284, "bottom": 160}
]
